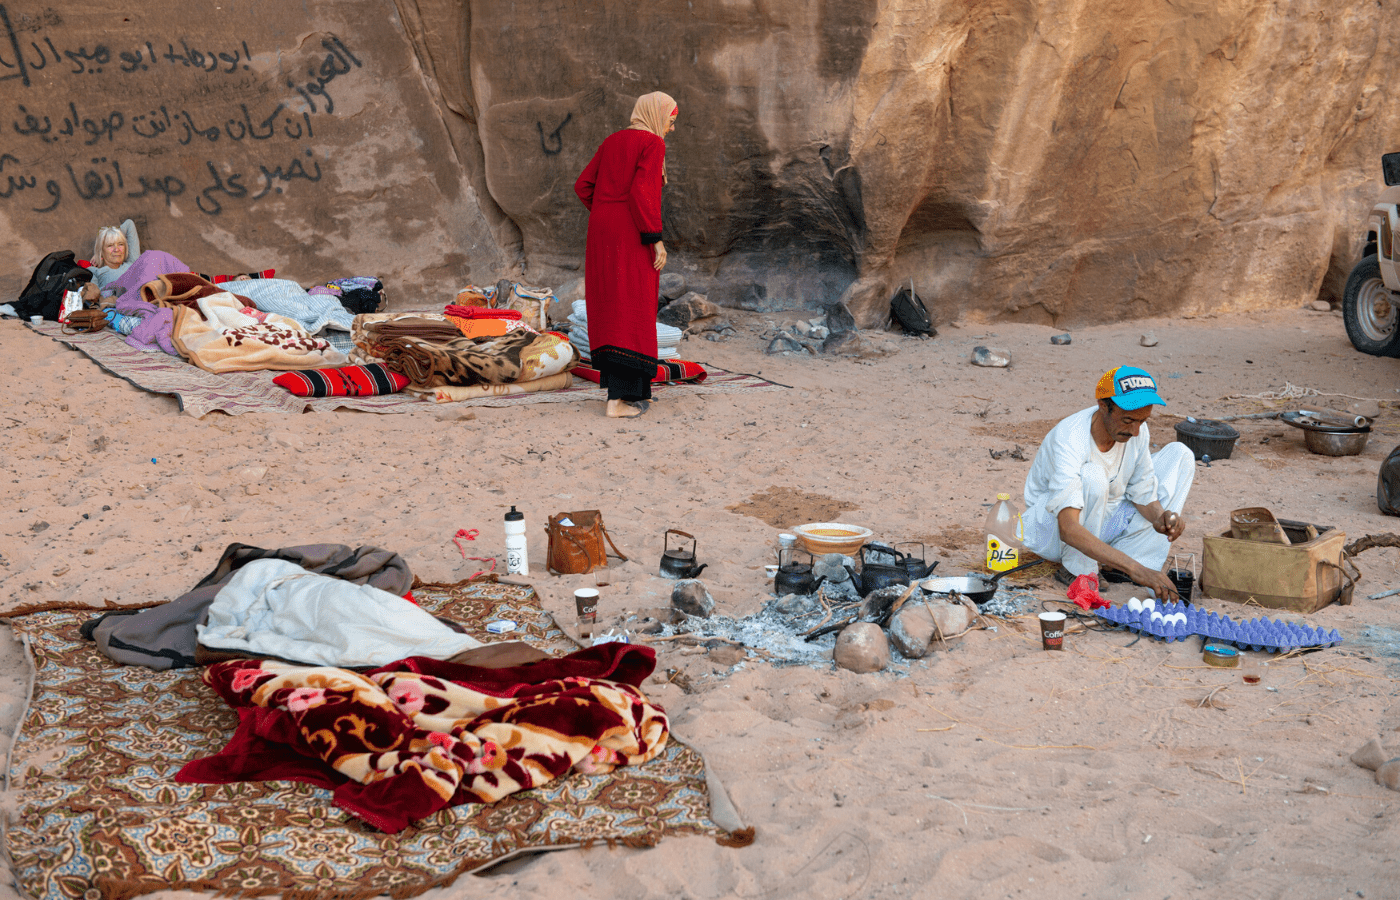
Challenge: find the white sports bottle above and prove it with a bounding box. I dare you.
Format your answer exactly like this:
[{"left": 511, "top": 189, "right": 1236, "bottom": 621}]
[{"left": 504, "top": 506, "right": 528, "bottom": 575}]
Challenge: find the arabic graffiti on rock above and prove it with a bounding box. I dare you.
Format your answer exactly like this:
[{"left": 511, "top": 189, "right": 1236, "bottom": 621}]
[{"left": 0, "top": 10, "right": 361, "bottom": 217}]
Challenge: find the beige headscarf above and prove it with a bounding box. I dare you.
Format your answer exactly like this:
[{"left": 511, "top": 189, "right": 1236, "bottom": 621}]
[
  {"left": 627, "top": 91, "right": 676, "bottom": 183},
  {"left": 627, "top": 91, "right": 677, "bottom": 139}
]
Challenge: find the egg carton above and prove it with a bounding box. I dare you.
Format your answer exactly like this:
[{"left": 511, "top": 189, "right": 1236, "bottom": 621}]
[
  {"left": 1094, "top": 599, "right": 1197, "bottom": 642},
  {"left": 1092, "top": 598, "right": 1342, "bottom": 652}
]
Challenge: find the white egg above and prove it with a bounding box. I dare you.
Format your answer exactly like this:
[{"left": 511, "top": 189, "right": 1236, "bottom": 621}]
[
  {"left": 1142, "top": 598, "right": 1156, "bottom": 612},
  {"left": 1150, "top": 611, "right": 1163, "bottom": 622},
  {"left": 1175, "top": 612, "right": 1189, "bottom": 626},
  {"left": 1127, "top": 597, "right": 1143, "bottom": 613}
]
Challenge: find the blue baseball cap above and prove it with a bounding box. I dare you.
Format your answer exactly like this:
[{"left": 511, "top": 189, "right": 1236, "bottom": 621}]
[{"left": 1094, "top": 366, "right": 1165, "bottom": 410}]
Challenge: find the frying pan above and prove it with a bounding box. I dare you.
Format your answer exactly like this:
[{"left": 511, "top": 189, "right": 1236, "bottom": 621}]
[{"left": 919, "top": 558, "right": 1048, "bottom": 605}]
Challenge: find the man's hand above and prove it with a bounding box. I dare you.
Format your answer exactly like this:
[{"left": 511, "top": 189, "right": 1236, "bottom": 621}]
[
  {"left": 652, "top": 241, "right": 667, "bottom": 271},
  {"left": 1132, "top": 563, "right": 1179, "bottom": 602},
  {"left": 1155, "top": 510, "right": 1185, "bottom": 541}
]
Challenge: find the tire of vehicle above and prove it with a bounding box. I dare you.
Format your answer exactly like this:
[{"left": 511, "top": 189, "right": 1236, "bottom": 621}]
[{"left": 1343, "top": 255, "right": 1400, "bottom": 356}]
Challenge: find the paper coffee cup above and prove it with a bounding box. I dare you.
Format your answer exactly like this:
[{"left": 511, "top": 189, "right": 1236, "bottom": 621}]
[
  {"left": 1038, "top": 611, "right": 1067, "bottom": 650},
  {"left": 574, "top": 588, "right": 598, "bottom": 637},
  {"left": 29, "top": 315, "right": 42, "bottom": 324}
]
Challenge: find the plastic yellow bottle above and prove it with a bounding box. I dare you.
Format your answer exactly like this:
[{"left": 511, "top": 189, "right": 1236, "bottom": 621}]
[{"left": 985, "top": 493, "right": 1024, "bottom": 572}]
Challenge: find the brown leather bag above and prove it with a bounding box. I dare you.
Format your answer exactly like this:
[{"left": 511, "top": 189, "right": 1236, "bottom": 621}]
[
  {"left": 61, "top": 308, "right": 107, "bottom": 334},
  {"left": 545, "top": 510, "right": 627, "bottom": 574}
]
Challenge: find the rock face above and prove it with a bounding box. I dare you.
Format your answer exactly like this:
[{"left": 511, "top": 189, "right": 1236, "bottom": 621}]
[
  {"left": 0, "top": 0, "right": 505, "bottom": 303},
  {"left": 6, "top": 2, "right": 1398, "bottom": 327},
  {"left": 398, "top": 0, "right": 1400, "bottom": 326}
]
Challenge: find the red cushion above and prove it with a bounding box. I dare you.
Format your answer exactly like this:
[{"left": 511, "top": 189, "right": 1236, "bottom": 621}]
[
  {"left": 273, "top": 364, "right": 409, "bottom": 398},
  {"left": 571, "top": 359, "right": 707, "bottom": 385}
]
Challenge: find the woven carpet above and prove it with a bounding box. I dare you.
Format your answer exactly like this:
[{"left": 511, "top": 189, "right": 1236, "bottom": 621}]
[
  {"left": 4, "top": 581, "right": 736, "bottom": 900},
  {"left": 32, "top": 322, "right": 786, "bottom": 418}
]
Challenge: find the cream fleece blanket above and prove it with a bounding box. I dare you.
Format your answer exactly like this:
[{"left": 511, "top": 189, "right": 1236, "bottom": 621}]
[
  {"left": 171, "top": 294, "right": 349, "bottom": 373},
  {"left": 197, "top": 559, "right": 483, "bottom": 668}
]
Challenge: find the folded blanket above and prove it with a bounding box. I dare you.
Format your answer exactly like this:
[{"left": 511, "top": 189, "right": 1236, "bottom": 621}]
[
  {"left": 228, "top": 278, "right": 354, "bottom": 334},
  {"left": 379, "top": 329, "right": 539, "bottom": 387},
  {"left": 443, "top": 304, "right": 522, "bottom": 320},
  {"left": 409, "top": 371, "right": 573, "bottom": 403},
  {"left": 139, "top": 272, "right": 230, "bottom": 310},
  {"left": 176, "top": 643, "right": 668, "bottom": 833},
  {"left": 82, "top": 543, "right": 414, "bottom": 670},
  {"left": 369, "top": 316, "right": 468, "bottom": 343},
  {"left": 171, "top": 294, "right": 347, "bottom": 373},
  {"left": 197, "top": 558, "right": 482, "bottom": 667}
]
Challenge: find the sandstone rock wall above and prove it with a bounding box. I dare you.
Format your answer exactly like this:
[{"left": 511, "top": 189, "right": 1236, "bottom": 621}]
[
  {"left": 5, "top": 1, "right": 1397, "bottom": 329},
  {"left": 0, "top": 0, "right": 505, "bottom": 304},
  {"left": 398, "top": 0, "right": 1400, "bottom": 327}
]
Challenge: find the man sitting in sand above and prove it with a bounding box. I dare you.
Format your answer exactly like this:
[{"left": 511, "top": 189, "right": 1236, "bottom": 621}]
[{"left": 1020, "top": 366, "right": 1195, "bottom": 601}]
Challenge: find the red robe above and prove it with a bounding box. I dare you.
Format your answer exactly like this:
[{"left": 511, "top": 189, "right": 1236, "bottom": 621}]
[{"left": 575, "top": 129, "right": 665, "bottom": 372}]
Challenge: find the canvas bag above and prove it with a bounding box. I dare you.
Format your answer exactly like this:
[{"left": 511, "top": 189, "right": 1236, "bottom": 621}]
[
  {"left": 545, "top": 510, "right": 627, "bottom": 575},
  {"left": 1201, "top": 514, "right": 1356, "bottom": 613},
  {"left": 889, "top": 285, "right": 936, "bottom": 337}
]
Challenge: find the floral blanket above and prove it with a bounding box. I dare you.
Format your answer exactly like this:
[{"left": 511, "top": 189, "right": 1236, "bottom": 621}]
[{"left": 177, "top": 645, "right": 669, "bottom": 833}]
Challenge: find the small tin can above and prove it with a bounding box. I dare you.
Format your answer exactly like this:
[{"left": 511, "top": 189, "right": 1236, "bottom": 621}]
[{"left": 1202, "top": 644, "right": 1240, "bottom": 668}]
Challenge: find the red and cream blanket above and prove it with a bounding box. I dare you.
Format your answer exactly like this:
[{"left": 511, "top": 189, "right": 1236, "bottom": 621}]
[{"left": 177, "top": 643, "right": 668, "bottom": 833}]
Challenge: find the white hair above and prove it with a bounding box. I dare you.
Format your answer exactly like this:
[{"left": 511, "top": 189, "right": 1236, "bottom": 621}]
[{"left": 92, "top": 226, "right": 127, "bottom": 266}]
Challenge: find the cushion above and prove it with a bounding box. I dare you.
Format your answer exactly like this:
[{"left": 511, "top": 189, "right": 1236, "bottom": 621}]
[
  {"left": 273, "top": 364, "right": 409, "bottom": 398},
  {"left": 571, "top": 359, "right": 707, "bottom": 385}
]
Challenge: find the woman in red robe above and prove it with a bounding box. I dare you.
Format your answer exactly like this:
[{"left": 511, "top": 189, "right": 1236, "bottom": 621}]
[{"left": 575, "top": 91, "right": 677, "bottom": 418}]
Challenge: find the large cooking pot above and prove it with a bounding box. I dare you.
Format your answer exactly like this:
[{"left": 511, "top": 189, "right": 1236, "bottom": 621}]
[{"left": 919, "top": 559, "right": 1046, "bottom": 605}]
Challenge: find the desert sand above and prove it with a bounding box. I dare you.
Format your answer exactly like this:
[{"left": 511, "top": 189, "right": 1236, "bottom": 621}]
[{"left": 2, "top": 305, "right": 1398, "bottom": 900}]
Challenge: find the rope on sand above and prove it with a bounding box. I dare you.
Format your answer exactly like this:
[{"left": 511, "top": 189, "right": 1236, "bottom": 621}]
[{"left": 1221, "top": 382, "right": 1390, "bottom": 403}]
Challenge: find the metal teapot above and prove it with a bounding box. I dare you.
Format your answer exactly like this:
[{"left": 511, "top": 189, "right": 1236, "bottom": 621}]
[
  {"left": 774, "top": 547, "right": 818, "bottom": 595},
  {"left": 856, "top": 542, "right": 938, "bottom": 597},
  {"left": 659, "top": 529, "right": 708, "bottom": 580}
]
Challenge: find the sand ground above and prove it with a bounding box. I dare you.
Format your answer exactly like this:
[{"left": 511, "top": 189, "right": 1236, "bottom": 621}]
[{"left": 2, "top": 306, "right": 1398, "bottom": 900}]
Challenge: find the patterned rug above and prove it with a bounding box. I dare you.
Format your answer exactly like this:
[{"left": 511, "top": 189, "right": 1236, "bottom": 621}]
[
  {"left": 4, "top": 581, "right": 738, "bottom": 900},
  {"left": 31, "top": 322, "right": 786, "bottom": 418}
]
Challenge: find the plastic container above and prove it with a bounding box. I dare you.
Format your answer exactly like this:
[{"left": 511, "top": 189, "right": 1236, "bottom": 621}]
[
  {"left": 504, "top": 506, "right": 528, "bottom": 576},
  {"left": 1174, "top": 417, "right": 1239, "bottom": 460},
  {"left": 985, "top": 494, "right": 1024, "bottom": 572}
]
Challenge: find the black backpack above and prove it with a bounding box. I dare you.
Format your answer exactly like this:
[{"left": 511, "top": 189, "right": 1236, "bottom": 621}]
[
  {"left": 15, "top": 251, "right": 93, "bottom": 321},
  {"left": 890, "top": 285, "right": 936, "bottom": 337},
  {"left": 1378, "top": 445, "right": 1400, "bottom": 516}
]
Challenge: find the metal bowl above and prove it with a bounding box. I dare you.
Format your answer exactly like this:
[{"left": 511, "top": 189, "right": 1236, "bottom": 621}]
[{"left": 1303, "top": 428, "right": 1370, "bottom": 456}]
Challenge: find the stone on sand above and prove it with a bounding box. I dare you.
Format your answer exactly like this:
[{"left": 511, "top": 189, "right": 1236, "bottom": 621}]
[
  {"left": 1352, "top": 737, "right": 1390, "bottom": 771},
  {"left": 657, "top": 292, "right": 718, "bottom": 329},
  {"left": 1139, "top": 332, "right": 1158, "bottom": 347},
  {"left": 671, "top": 579, "right": 715, "bottom": 617},
  {"left": 1377, "top": 758, "right": 1400, "bottom": 792},
  {"left": 888, "top": 602, "right": 936, "bottom": 659},
  {"left": 971, "top": 346, "right": 1011, "bottom": 367},
  {"left": 834, "top": 622, "right": 891, "bottom": 673}
]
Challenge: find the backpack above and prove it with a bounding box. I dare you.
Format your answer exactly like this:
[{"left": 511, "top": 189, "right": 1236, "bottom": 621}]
[
  {"left": 890, "top": 285, "right": 937, "bottom": 337},
  {"left": 1378, "top": 445, "right": 1400, "bottom": 516},
  {"left": 15, "top": 251, "right": 92, "bottom": 321}
]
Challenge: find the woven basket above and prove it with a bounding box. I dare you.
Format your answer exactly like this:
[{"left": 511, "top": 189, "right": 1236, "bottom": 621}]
[{"left": 793, "top": 523, "right": 873, "bottom": 556}]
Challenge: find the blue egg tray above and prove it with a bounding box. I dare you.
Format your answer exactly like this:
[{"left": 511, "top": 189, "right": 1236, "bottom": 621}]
[{"left": 1093, "top": 601, "right": 1341, "bottom": 652}]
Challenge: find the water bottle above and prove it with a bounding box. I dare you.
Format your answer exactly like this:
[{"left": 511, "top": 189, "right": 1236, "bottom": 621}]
[
  {"left": 504, "top": 506, "right": 528, "bottom": 575},
  {"left": 985, "top": 493, "right": 1023, "bottom": 572}
]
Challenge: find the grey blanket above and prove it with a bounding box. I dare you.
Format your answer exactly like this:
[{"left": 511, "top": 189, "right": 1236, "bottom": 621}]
[{"left": 80, "top": 543, "right": 413, "bottom": 670}]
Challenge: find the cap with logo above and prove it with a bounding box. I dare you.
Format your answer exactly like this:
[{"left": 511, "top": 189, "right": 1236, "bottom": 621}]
[{"left": 1094, "top": 366, "right": 1165, "bottom": 411}]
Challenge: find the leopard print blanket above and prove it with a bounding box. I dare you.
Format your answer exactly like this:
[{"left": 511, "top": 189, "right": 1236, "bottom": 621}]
[{"left": 378, "top": 330, "right": 539, "bottom": 387}]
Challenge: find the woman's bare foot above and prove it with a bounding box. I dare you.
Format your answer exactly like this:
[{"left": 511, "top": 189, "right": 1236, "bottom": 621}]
[{"left": 606, "top": 399, "right": 644, "bottom": 418}]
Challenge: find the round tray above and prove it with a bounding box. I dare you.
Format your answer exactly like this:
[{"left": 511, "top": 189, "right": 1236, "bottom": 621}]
[
  {"left": 1280, "top": 411, "right": 1372, "bottom": 434},
  {"left": 792, "top": 522, "right": 873, "bottom": 556}
]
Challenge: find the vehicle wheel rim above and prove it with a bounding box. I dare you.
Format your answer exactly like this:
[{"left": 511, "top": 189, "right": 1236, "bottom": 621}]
[{"left": 1357, "top": 277, "right": 1399, "bottom": 343}]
